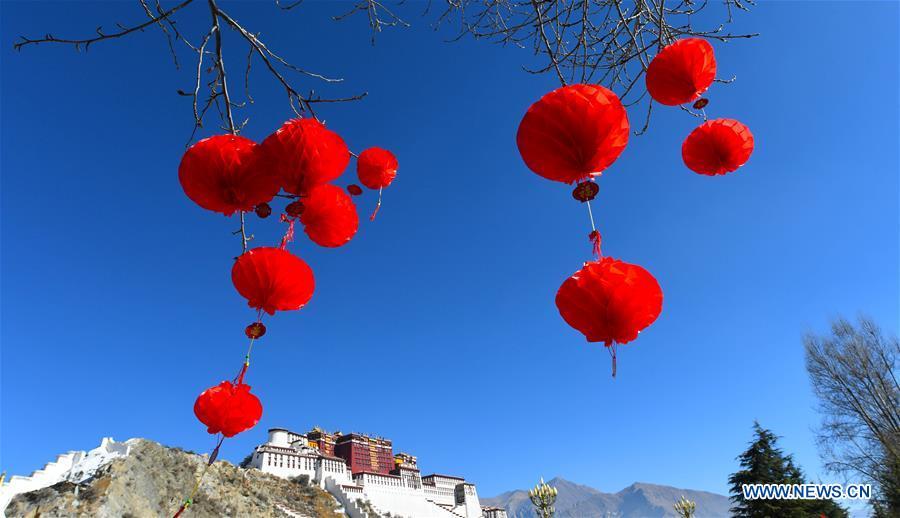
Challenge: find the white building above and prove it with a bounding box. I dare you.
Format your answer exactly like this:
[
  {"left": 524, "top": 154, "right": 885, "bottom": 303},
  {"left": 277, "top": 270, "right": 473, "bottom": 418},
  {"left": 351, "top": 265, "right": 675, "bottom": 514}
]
[
  {"left": 247, "top": 428, "right": 507, "bottom": 518},
  {"left": 0, "top": 437, "right": 132, "bottom": 517}
]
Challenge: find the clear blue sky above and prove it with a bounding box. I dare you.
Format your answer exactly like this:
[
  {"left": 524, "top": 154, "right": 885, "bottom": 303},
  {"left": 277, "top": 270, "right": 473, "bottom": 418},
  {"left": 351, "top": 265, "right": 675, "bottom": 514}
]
[{"left": 1, "top": 0, "right": 897, "bottom": 499}]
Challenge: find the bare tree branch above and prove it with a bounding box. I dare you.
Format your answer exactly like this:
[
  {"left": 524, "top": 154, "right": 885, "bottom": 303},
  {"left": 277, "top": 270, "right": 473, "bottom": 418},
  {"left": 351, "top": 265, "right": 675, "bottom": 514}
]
[
  {"left": 805, "top": 316, "right": 900, "bottom": 515},
  {"left": 14, "top": 0, "right": 196, "bottom": 51},
  {"left": 15, "top": 0, "right": 367, "bottom": 143},
  {"left": 437, "top": 0, "right": 757, "bottom": 133},
  {"left": 334, "top": 0, "right": 411, "bottom": 44}
]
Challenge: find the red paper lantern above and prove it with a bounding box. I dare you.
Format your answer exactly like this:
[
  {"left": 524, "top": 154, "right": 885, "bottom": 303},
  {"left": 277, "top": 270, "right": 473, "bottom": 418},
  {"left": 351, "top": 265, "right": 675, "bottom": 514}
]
[
  {"left": 231, "top": 247, "right": 315, "bottom": 315},
  {"left": 556, "top": 258, "right": 663, "bottom": 375},
  {"left": 646, "top": 38, "right": 717, "bottom": 106},
  {"left": 178, "top": 135, "right": 279, "bottom": 216},
  {"left": 194, "top": 380, "right": 262, "bottom": 438},
  {"left": 357, "top": 147, "right": 398, "bottom": 190},
  {"left": 260, "top": 118, "right": 350, "bottom": 195},
  {"left": 300, "top": 184, "right": 359, "bottom": 248},
  {"left": 682, "top": 118, "right": 754, "bottom": 176},
  {"left": 517, "top": 84, "right": 630, "bottom": 184}
]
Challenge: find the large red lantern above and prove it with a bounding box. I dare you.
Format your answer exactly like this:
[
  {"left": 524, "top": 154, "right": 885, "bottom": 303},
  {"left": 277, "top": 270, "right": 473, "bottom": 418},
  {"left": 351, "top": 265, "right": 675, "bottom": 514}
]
[
  {"left": 194, "top": 380, "right": 262, "bottom": 437},
  {"left": 260, "top": 118, "right": 350, "bottom": 195},
  {"left": 646, "top": 38, "right": 717, "bottom": 106},
  {"left": 231, "top": 247, "right": 315, "bottom": 315},
  {"left": 300, "top": 184, "right": 359, "bottom": 248},
  {"left": 682, "top": 118, "right": 754, "bottom": 176},
  {"left": 357, "top": 147, "right": 398, "bottom": 190},
  {"left": 555, "top": 257, "right": 663, "bottom": 376},
  {"left": 178, "top": 135, "right": 279, "bottom": 216},
  {"left": 517, "top": 84, "right": 630, "bottom": 184}
]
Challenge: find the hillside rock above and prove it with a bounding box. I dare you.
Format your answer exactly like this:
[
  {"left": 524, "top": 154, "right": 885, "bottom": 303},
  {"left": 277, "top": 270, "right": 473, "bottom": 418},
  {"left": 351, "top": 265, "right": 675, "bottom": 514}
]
[
  {"left": 482, "top": 477, "right": 730, "bottom": 518},
  {"left": 5, "top": 439, "right": 343, "bottom": 518}
]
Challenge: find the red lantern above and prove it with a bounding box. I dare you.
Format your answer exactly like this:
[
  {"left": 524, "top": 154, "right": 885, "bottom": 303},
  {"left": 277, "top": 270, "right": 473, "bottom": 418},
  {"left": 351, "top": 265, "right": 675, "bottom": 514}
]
[
  {"left": 517, "top": 84, "right": 630, "bottom": 184},
  {"left": 646, "top": 38, "right": 717, "bottom": 106},
  {"left": 555, "top": 257, "right": 663, "bottom": 376},
  {"left": 231, "top": 247, "right": 315, "bottom": 315},
  {"left": 357, "top": 147, "right": 398, "bottom": 190},
  {"left": 260, "top": 118, "right": 350, "bottom": 195},
  {"left": 178, "top": 135, "right": 279, "bottom": 216},
  {"left": 682, "top": 118, "right": 754, "bottom": 176},
  {"left": 356, "top": 147, "right": 399, "bottom": 220},
  {"left": 300, "top": 184, "right": 359, "bottom": 248},
  {"left": 194, "top": 380, "right": 262, "bottom": 438}
]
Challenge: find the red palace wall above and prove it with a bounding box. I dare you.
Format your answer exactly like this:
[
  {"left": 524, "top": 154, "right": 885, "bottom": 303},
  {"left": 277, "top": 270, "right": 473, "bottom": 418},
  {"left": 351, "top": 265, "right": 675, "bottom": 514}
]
[{"left": 335, "top": 436, "right": 394, "bottom": 475}]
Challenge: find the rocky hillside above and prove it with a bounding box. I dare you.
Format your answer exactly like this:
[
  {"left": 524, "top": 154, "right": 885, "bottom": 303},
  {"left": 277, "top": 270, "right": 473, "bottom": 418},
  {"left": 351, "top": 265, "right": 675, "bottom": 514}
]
[
  {"left": 482, "top": 477, "right": 731, "bottom": 517},
  {"left": 5, "top": 439, "right": 343, "bottom": 518}
]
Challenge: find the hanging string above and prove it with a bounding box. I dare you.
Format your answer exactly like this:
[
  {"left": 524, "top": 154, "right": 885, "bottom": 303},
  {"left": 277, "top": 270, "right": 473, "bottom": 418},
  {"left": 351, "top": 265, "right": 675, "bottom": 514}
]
[
  {"left": 235, "top": 309, "right": 263, "bottom": 385},
  {"left": 573, "top": 178, "right": 602, "bottom": 259},
  {"left": 585, "top": 198, "right": 597, "bottom": 232},
  {"left": 585, "top": 197, "right": 603, "bottom": 259},
  {"left": 234, "top": 339, "right": 255, "bottom": 386},
  {"left": 174, "top": 307, "right": 263, "bottom": 517},
  {"left": 173, "top": 434, "right": 225, "bottom": 518},
  {"left": 369, "top": 187, "right": 383, "bottom": 221}
]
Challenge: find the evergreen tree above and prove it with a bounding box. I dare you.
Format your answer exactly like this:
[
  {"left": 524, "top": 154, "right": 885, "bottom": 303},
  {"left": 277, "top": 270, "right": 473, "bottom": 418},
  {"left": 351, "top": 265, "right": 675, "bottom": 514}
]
[{"left": 729, "top": 422, "right": 847, "bottom": 518}]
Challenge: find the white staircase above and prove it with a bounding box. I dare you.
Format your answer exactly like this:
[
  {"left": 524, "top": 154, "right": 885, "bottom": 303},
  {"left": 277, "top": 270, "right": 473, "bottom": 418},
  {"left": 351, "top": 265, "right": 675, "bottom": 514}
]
[
  {"left": 428, "top": 500, "right": 468, "bottom": 518},
  {"left": 275, "top": 502, "right": 316, "bottom": 517},
  {"left": 323, "top": 476, "right": 371, "bottom": 518}
]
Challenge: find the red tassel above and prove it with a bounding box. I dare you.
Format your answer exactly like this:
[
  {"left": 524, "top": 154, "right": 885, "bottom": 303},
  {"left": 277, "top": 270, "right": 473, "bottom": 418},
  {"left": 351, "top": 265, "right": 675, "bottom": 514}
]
[
  {"left": 234, "top": 362, "right": 248, "bottom": 385},
  {"left": 589, "top": 230, "right": 602, "bottom": 259},
  {"left": 279, "top": 214, "right": 296, "bottom": 249}
]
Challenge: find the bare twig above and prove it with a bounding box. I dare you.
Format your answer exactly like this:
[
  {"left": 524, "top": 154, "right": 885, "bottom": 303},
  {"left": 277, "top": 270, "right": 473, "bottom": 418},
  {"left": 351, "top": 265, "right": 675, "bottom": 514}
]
[
  {"left": 438, "top": 0, "right": 756, "bottom": 131},
  {"left": 14, "top": 0, "right": 196, "bottom": 51},
  {"left": 334, "top": 0, "right": 411, "bottom": 44},
  {"left": 15, "top": 0, "right": 367, "bottom": 141}
]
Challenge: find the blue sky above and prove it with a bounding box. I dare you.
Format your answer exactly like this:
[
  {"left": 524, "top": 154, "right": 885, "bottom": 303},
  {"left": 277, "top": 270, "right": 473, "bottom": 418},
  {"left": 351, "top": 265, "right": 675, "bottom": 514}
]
[{"left": 1, "top": 0, "right": 897, "bottom": 501}]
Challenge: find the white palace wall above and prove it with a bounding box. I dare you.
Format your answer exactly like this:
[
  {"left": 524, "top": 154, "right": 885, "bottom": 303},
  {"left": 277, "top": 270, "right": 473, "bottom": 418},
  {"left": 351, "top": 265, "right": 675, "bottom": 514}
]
[{"left": 248, "top": 428, "right": 504, "bottom": 518}]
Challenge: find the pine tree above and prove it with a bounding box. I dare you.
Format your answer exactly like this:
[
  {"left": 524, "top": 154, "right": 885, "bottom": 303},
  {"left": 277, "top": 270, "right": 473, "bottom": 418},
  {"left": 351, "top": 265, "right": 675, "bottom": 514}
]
[{"left": 728, "top": 422, "right": 847, "bottom": 518}]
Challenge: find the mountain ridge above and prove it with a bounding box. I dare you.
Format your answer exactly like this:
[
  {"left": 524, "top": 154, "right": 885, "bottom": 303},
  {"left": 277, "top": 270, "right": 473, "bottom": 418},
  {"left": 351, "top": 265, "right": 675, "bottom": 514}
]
[{"left": 482, "top": 477, "right": 731, "bottom": 518}]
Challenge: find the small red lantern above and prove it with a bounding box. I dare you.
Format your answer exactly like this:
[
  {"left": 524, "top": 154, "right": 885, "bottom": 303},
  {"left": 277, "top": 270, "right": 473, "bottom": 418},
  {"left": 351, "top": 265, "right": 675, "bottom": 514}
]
[
  {"left": 682, "top": 118, "right": 754, "bottom": 176},
  {"left": 231, "top": 247, "right": 315, "bottom": 315},
  {"left": 357, "top": 147, "right": 398, "bottom": 190},
  {"left": 178, "top": 135, "right": 279, "bottom": 216},
  {"left": 194, "top": 380, "right": 262, "bottom": 437},
  {"left": 245, "top": 322, "right": 266, "bottom": 339},
  {"left": 356, "top": 147, "right": 399, "bottom": 220},
  {"left": 517, "top": 84, "right": 630, "bottom": 184},
  {"left": 285, "top": 200, "right": 305, "bottom": 217},
  {"left": 646, "top": 38, "right": 717, "bottom": 106},
  {"left": 260, "top": 118, "right": 350, "bottom": 195},
  {"left": 254, "top": 202, "right": 272, "bottom": 219},
  {"left": 555, "top": 257, "right": 663, "bottom": 376},
  {"left": 300, "top": 184, "right": 359, "bottom": 248},
  {"left": 572, "top": 181, "right": 599, "bottom": 202}
]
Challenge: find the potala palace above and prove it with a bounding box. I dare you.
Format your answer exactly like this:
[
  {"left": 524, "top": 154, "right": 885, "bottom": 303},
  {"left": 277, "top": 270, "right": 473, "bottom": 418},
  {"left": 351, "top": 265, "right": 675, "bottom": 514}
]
[{"left": 247, "top": 427, "right": 508, "bottom": 518}]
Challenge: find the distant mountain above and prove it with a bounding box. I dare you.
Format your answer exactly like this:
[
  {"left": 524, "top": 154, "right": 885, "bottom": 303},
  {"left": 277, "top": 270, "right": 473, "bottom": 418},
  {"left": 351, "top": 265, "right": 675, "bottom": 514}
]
[{"left": 482, "top": 477, "right": 731, "bottom": 517}]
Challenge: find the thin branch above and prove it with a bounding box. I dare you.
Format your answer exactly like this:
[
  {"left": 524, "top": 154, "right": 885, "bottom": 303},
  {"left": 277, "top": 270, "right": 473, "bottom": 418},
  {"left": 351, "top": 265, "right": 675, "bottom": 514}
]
[{"left": 14, "top": 0, "right": 196, "bottom": 51}]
